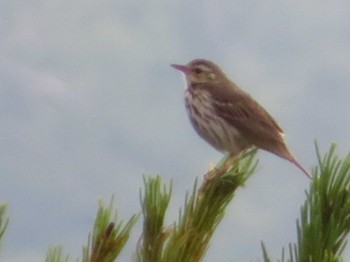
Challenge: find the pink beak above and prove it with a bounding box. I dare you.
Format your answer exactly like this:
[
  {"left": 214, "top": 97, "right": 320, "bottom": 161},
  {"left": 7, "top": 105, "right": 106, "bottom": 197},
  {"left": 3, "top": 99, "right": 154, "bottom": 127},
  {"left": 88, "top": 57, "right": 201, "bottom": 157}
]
[{"left": 171, "top": 64, "right": 190, "bottom": 74}]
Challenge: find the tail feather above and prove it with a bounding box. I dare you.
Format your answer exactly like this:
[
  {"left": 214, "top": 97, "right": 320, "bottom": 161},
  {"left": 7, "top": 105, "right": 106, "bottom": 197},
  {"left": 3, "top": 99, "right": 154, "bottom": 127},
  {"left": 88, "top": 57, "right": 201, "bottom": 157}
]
[
  {"left": 267, "top": 142, "right": 311, "bottom": 178},
  {"left": 289, "top": 157, "right": 311, "bottom": 179}
]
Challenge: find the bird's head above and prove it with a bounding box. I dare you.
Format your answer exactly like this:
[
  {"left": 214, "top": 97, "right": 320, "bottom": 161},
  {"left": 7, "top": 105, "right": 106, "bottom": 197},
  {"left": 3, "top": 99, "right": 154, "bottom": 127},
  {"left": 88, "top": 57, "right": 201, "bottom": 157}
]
[{"left": 171, "top": 59, "right": 226, "bottom": 84}]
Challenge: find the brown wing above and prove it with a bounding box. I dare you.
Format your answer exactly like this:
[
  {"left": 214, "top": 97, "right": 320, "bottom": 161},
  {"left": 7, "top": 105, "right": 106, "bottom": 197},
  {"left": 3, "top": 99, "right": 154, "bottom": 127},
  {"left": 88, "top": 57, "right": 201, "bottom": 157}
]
[{"left": 203, "top": 81, "right": 286, "bottom": 151}]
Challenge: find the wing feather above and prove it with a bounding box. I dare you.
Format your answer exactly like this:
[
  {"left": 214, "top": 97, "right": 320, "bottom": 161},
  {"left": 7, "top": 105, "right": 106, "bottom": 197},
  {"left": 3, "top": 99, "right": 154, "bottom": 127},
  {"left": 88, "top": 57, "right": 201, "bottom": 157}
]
[{"left": 202, "top": 82, "right": 285, "bottom": 149}]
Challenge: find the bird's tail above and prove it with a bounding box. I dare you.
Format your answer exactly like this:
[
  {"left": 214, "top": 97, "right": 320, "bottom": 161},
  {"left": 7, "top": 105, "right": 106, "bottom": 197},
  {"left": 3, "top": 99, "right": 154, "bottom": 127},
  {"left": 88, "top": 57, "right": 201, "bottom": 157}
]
[
  {"left": 272, "top": 142, "right": 311, "bottom": 178},
  {"left": 289, "top": 157, "right": 311, "bottom": 178}
]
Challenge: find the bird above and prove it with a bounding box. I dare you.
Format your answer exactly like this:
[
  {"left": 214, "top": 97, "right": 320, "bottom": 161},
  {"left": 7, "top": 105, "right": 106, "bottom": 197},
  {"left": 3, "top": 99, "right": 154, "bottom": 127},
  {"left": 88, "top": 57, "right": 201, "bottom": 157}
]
[{"left": 171, "top": 59, "right": 310, "bottom": 178}]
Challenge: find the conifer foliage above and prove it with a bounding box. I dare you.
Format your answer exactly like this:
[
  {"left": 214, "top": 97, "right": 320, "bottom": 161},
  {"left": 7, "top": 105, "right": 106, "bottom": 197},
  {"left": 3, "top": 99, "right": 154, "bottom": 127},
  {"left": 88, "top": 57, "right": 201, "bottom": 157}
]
[{"left": 2, "top": 144, "right": 350, "bottom": 261}]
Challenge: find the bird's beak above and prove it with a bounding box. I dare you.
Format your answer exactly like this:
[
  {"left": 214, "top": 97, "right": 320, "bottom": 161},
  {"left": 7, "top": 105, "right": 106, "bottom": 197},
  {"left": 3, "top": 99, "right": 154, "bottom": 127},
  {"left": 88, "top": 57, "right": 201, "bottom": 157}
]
[{"left": 171, "top": 64, "right": 190, "bottom": 74}]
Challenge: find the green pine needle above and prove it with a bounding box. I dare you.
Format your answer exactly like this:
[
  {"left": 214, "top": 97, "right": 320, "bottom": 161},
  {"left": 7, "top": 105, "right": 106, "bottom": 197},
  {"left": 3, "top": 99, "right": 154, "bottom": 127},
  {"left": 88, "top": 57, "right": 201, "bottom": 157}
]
[
  {"left": 0, "top": 203, "right": 9, "bottom": 253},
  {"left": 162, "top": 149, "right": 257, "bottom": 262},
  {"left": 264, "top": 143, "right": 350, "bottom": 262},
  {"left": 137, "top": 175, "right": 172, "bottom": 262},
  {"left": 45, "top": 246, "right": 69, "bottom": 262},
  {"left": 81, "top": 197, "right": 139, "bottom": 262},
  {"left": 0, "top": 203, "right": 8, "bottom": 242}
]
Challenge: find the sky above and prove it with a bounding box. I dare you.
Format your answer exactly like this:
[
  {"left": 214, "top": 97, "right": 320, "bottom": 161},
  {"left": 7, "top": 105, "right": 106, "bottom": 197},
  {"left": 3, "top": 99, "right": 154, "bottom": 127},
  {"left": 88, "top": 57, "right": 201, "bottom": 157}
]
[{"left": 1, "top": 0, "right": 350, "bottom": 261}]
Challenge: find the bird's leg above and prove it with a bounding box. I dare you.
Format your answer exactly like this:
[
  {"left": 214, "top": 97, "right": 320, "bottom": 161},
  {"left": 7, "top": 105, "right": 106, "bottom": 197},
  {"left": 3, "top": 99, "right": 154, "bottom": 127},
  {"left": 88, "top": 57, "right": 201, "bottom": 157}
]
[
  {"left": 222, "top": 153, "right": 239, "bottom": 172},
  {"left": 200, "top": 153, "right": 240, "bottom": 195},
  {"left": 204, "top": 153, "right": 240, "bottom": 181}
]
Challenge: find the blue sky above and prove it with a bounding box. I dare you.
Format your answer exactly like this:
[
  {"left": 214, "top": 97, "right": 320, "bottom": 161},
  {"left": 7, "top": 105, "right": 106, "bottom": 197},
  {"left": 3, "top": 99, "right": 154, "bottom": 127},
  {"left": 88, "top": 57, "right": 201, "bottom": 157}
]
[{"left": 1, "top": 1, "right": 350, "bottom": 261}]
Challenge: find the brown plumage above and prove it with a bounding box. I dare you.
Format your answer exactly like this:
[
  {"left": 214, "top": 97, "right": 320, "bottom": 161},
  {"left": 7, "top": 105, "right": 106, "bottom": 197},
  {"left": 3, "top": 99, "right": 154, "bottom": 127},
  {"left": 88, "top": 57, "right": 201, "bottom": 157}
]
[{"left": 171, "top": 58, "right": 310, "bottom": 178}]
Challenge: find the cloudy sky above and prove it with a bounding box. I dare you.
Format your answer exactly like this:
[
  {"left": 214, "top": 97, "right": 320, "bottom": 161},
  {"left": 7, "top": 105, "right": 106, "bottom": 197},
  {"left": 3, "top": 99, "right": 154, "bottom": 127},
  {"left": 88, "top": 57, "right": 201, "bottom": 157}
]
[{"left": 1, "top": 1, "right": 350, "bottom": 261}]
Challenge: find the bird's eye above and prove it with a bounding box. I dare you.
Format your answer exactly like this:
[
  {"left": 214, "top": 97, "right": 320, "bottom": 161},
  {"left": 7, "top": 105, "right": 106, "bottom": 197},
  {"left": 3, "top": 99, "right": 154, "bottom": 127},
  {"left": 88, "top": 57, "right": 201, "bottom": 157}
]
[{"left": 194, "top": 68, "right": 202, "bottom": 74}]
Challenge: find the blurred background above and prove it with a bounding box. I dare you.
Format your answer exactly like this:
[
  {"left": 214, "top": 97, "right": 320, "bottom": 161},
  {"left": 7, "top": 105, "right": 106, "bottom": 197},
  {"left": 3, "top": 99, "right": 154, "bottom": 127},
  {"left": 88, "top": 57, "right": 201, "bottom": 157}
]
[{"left": 1, "top": 1, "right": 350, "bottom": 261}]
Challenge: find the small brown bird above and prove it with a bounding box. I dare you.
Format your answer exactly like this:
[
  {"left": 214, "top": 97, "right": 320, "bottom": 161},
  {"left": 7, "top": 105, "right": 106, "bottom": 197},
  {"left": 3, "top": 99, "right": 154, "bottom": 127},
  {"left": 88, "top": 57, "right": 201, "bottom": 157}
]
[{"left": 171, "top": 59, "right": 310, "bottom": 178}]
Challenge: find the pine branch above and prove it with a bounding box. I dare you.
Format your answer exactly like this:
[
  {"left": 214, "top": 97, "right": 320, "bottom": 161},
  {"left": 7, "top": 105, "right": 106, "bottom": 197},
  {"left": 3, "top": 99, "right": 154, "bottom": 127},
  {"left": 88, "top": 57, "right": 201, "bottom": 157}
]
[
  {"left": 263, "top": 143, "right": 350, "bottom": 262},
  {"left": 45, "top": 198, "right": 139, "bottom": 262},
  {"left": 81, "top": 198, "right": 139, "bottom": 262},
  {"left": 161, "top": 149, "right": 257, "bottom": 262},
  {"left": 18, "top": 142, "right": 350, "bottom": 261},
  {"left": 0, "top": 203, "right": 9, "bottom": 248},
  {"left": 137, "top": 176, "right": 172, "bottom": 262}
]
